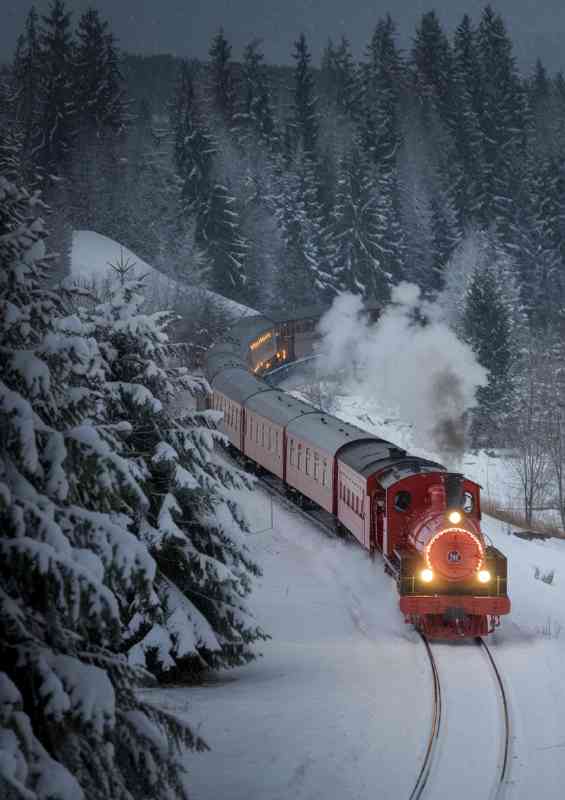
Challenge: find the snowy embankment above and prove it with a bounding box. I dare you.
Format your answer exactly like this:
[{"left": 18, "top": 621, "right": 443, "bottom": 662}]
[
  {"left": 71, "top": 230, "right": 258, "bottom": 319},
  {"left": 146, "top": 484, "right": 431, "bottom": 800}
]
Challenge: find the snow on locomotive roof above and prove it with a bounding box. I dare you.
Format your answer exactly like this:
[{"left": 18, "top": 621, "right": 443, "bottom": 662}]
[
  {"left": 245, "top": 390, "right": 317, "bottom": 426},
  {"left": 338, "top": 439, "right": 405, "bottom": 475},
  {"left": 286, "top": 412, "right": 377, "bottom": 458},
  {"left": 212, "top": 367, "right": 271, "bottom": 404}
]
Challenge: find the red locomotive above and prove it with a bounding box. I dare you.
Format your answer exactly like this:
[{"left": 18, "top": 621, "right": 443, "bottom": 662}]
[{"left": 205, "top": 310, "right": 510, "bottom": 639}]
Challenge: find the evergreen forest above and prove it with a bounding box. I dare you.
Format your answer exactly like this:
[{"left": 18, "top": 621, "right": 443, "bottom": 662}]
[{"left": 3, "top": 2, "right": 565, "bottom": 798}]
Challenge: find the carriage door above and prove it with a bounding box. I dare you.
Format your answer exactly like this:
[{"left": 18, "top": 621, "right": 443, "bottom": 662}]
[{"left": 372, "top": 492, "right": 386, "bottom": 553}]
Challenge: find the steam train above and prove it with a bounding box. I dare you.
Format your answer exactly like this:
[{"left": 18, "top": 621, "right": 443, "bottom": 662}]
[{"left": 205, "top": 308, "right": 510, "bottom": 639}]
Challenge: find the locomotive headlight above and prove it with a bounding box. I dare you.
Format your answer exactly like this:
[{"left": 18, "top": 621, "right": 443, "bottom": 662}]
[
  {"left": 448, "top": 510, "right": 462, "bottom": 524},
  {"left": 420, "top": 568, "right": 434, "bottom": 583},
  {"left": 478, "top": 569, "right": 491, "bottom": 583}
]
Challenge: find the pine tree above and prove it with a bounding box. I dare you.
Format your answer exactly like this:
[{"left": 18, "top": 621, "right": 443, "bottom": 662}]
[
  {"left": 359, "top": 16, "right": 406, "bottom": 283},
  {"left": 476, "top": 4, "right": 526, "bottom": 238},
  {"left": 38, "top": 0, "right": 76, "bottom": 175},
  {"left": 80, "top": 271, "right": 266, "bottom": 678},
  {"left": 12, "top": 7, "right": 43, "bottom": 182},
  {"left": 290, "top": 34, "right": 319, "bottom": 156},
  {"left": 412, "top": 11, "right": 457, "bottom": 133},
  {"left": 199, "top": 180, "right": 248, "bottom": 298},
  {"left": 237, "top": 39, "right": 276, "bottom": 149},
  {"left": 462, "top": 266, "right": 514, "bottom": 442},
  {"left": 360, "top": 16, "right": 403, "bottom": 164},
  {"left": 329, "top": 142, "right": 393, "bottom": 298},
  {"left": 208, "top": 28, "right": 236, "bottom": 128},
  {"left": 0, "top": 174, "right": 203, "bottom": 799},
  {"left": 320, "top": 35, "right": 358, "bottom": 119},
  {"left": 452, "top": 14, "right": 485, "bottom": 225},
  {"left": 172, "top": 60, "right": 213, "bottom": 212},
  {"left": 75, "top": 7, "right": 125, "bottom": 134}
]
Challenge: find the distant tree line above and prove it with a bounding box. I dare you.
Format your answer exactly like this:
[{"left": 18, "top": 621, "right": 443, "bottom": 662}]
[{"left": 4, "top": 0, "right": 565, "bottom": 491}]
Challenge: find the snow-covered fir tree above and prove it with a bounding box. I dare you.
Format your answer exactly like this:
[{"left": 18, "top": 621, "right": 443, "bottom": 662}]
[
  {"left": 0, "top": 175, "right": 204, "bottom": 800},
  {"left": 79, "top": 269, "right": 267, "bottom": 679},
  {"left": 462, "top": 265, "right": 515, "bottom": 443}
]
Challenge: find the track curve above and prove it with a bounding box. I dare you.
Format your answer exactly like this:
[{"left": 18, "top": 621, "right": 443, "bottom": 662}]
[
  {"left": 409, "top": 636, "right": 443, "bottom": 800},
  {"left": 410, "top": 637, "right": 511, "bottom": 800},
  {"left": 477, "top": 638, "right": 511, "bottom": 797}
]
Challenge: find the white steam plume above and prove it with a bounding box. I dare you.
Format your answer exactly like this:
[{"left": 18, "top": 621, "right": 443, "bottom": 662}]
[{"left": 316, "top": 284, "right": 488, "bottom": 465}]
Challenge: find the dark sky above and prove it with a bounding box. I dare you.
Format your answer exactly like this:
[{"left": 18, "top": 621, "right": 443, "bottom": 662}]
[{"left": 3, "top": 0, "right": 565, "bottom": 74}]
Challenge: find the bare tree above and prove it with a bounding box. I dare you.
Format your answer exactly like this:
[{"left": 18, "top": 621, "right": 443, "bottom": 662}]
[{"left": 507, "top": 338, "right": 552, "bottom": 525}]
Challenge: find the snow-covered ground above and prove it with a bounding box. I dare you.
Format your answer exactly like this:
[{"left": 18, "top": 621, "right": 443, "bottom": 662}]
[
  {"left": 143, "top": 385, "right": 565, "bottom": 800},
  {"left": 71, "top": 230, "right": 257, "bottom": 319},
  {"left": 71, "top": 235, "right": 564, "bottom": 797}
]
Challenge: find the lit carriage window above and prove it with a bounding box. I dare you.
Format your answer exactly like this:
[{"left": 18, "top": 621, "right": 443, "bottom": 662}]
[
  {"left": 394, "top": 491, "right": 411, "bottom": 512},
  {"left": 463, "top": 491, "right": 474, "bottom": 513},
  {"left": 297, "top": 444, "right": 302, "bottom": 470},
  {"left": 290, "top": 439, "right": 295, "bottom": 466},
  {"left": 322, "top": 460, "right": 328, "bottom": 487},
  {"left": 313, "top": 452, "right": 319, "bottom": 481},
  {"left": 305, "top": 448, "right": 310, "bottom": 475}
]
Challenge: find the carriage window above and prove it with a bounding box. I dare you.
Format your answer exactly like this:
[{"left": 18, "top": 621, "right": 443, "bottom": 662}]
[
  {"left": 347, "top": 488, "right": 351, "bottom": 507},
  {"left": 297, "top": 444, "right": 302, "bottom": 470},
  {"left": 261, "top": 424, "right": 265, "bottom": 447},
  {"left": 305, "top": 448, "right": 310, "bottom": 475},
  {"left": 395, "top": 491, "right": 411, "bottom": 512},
  {"left": 463, "top": 491, "right": 474, "bottom": 513},
  {"left": 256, "top": 422, "right": 260, "bottom": 443},
  {"left": 322, "top": 460, "right": 328, "bottom": 487},
  {"left": 313, "top": 452, "right": 319, "bottom": 481},
  {"left": 275, "top": 431, "right": 279, "bottom": 453},
  {"left": 268, "top": 428, "right": 272, "bottom": 451},
  {"left": 290, "top": 439, "right": 295, "bottom": 465}
]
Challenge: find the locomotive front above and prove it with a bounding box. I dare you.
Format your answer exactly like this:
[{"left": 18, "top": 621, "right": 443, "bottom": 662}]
[{"left": 394, "top": 473, "right": 510, "bottom": 639}]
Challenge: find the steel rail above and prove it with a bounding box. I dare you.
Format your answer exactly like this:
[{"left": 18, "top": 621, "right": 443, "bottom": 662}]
[
  {"left": 477, "top": 638, "right": 511, "bottom": 796},
  {"left": 409, "top": 636, "right": 443, "bottom": 800}
]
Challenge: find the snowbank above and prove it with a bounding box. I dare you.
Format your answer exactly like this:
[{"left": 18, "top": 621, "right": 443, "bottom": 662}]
[{"left": 71, "top": 230, "right": 258, "bottom": 319}]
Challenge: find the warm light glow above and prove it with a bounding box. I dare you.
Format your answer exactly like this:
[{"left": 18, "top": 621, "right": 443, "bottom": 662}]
[
  {"left": 425, "top": 527, "right": 484, "bottom": 572},
  {"left": 250, "top": 332, "right": 273, "bottom": 351},
  {"left": 420, "top": 569, "right": 434, "bottom": 583},
  {"left": 478, "top": 570, "right": 491, "bottom": 583},
  {"left": 448, "top": 511, "right": 462, "bottom": 524}
]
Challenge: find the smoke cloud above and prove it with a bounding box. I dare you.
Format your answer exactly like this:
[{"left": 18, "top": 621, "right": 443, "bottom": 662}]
[{"left": 316, "top": 284, "right": 488, "bottom": 465}]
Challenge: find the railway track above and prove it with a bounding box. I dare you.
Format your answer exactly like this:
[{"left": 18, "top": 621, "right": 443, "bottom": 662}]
[
  {"left": 477, "top": 637, "right": 511, "bottom": 797},
  {"left": 411, "top": 636, "right": 511, "bottom": 800},
  {"left": 410, "top": 636, "right": 443, "bottom": 800}
]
